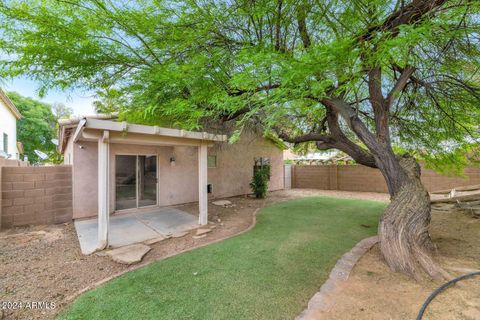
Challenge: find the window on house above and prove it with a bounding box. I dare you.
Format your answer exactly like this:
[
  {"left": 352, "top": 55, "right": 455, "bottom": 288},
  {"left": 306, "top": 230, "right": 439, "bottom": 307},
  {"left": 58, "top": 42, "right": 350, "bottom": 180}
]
[
  {"left": 3, "top": 133, "right": 8, "bottom": 154},
  {"left": 254, "top": 157, "right": 270, "bottom": 166},
  {"left": 253, "top": 157, "right": 271, "bottom": 180},
  {"left": 207, "top": 155, "right": 217, "bottom": 168}
]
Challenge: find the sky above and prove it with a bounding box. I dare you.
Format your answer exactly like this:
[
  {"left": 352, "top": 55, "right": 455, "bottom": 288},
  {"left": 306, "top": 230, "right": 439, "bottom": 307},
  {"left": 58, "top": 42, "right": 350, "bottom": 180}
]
[{"left": 3, "top": 76, "right": 96, "bottom": 116}]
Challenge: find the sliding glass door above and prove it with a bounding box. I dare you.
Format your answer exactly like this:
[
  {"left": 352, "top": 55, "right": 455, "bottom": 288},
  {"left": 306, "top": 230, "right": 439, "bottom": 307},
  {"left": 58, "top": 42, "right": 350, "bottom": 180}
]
[
  {"left": 115, "top": 155, "right": 137, "bottom": 210},
  {"left": 138, "top": 155, "right": 157, "bottom": 208},
  {"left": 115, "top": 155, "right": 157, "bottom": 211}
]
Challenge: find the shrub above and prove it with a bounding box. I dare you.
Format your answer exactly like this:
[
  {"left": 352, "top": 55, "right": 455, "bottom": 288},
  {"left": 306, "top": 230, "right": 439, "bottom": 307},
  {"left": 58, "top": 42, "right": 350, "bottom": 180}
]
[{"left": 250, "top": 165, "right": 271, "bottom": 198}]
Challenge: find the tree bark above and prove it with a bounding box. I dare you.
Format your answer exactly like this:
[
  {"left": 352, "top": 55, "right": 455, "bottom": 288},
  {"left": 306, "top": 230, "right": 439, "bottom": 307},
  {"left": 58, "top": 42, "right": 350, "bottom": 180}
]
[
  {"left": 321, "top": 98, "right": 447, "bottom": 280},
  {"left": 378, "top": 156, "right": 448, "bottom": 280}
]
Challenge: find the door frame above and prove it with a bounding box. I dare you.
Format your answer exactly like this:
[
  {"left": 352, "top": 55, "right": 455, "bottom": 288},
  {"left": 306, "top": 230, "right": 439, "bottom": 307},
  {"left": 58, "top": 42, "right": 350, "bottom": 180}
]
[{"left": 114, "top": 153, "right": 159, "bottom": 213}]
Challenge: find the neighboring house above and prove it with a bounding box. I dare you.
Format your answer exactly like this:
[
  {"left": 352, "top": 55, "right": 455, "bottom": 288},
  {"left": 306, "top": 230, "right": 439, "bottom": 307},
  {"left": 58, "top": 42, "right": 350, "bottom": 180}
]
[
  {"left": 58, "top": 115, "right": 284, "bottom": 247},
  {"left": 0, "top": 90, "right": 22, "bottom": 159}
]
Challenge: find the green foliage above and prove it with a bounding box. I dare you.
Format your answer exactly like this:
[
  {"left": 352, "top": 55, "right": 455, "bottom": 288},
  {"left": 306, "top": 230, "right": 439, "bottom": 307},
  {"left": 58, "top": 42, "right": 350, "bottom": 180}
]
[
  {"left": 1, "top": 0, "right": 479, "bottom": 173},
  {"left": 59, "top": 197, "right": 385, "bottom": 320},
  {"left": 250, "top": 165, "right": 271, "bottom": 198},
  {"left": 7, "top": 92, "right": 57, "bottom": 163},
  {"left": 51, "top": 102, "right": 72, "bottom": 120},
  {"left": 264, "top": 132, "right": 287, "bottom": 150}
]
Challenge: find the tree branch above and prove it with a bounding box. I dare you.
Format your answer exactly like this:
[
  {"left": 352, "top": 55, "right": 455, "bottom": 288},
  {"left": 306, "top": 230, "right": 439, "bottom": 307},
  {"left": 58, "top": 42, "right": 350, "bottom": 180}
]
[
  {"left": 386, "top": 66, "right": 415, "bottom": 107},
  {"left": 321, "top": 97, "right": 383, "bottom": 155},
  {"left": 273, "top": 109, "right": 377, "bottom": 168},
  {"left": 228, "top": 83, "right": 281, "bottom": 96},
  {"left": 275, "top": 129, "right": 330, "bottom": 144},
  {"left": 324, "top": 109, "right": 377, "bottom": 168},
  {"left": 296, "top": 3, "right": 311, "bottom": 48},
  {"left": 359, "top": 0, "right": 448, "bottom": 41},
  {"left": 367, "top": 67, "right": 390, "bottom": 143}
]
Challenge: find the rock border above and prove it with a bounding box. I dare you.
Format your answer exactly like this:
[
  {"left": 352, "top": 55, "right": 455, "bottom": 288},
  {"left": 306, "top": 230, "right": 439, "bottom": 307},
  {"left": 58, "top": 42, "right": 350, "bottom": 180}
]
[
  {"left": 64, "top": 208, "right": 260, "bottom": 304},
  {"left": 296, "top": 235, "right": 379, "bottom": 320}
]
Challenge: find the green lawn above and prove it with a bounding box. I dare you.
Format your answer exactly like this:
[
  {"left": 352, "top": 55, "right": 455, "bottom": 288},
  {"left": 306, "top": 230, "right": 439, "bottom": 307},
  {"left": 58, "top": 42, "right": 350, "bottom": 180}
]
[{"left": 59, "top": 197, "right": 386, "bottom": 320}]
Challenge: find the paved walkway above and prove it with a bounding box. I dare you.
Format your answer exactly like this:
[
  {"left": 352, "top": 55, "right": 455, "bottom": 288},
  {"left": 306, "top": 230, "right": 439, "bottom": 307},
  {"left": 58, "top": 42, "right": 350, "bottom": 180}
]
[{"left": 74, "top": 207, "right": 198, "bottom": 254}]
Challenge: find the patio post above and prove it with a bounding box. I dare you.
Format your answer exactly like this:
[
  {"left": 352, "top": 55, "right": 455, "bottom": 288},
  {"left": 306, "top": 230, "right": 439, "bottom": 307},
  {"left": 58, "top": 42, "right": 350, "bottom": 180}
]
[
  {"left": 198, "top": 141, "right": 208, "bottom": 225},
  {"left": 97, "top": 130, "right": 110, "bottom": 250}
]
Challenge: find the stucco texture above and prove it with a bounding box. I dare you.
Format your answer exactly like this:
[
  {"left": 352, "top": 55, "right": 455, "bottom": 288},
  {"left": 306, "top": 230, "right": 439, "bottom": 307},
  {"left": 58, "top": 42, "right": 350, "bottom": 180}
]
[
  {"left": 68, "top": 131, "right": 284, "bottom": 219},
  {"left": 0, "top": 98, "right": 19, "bottom": 159}
]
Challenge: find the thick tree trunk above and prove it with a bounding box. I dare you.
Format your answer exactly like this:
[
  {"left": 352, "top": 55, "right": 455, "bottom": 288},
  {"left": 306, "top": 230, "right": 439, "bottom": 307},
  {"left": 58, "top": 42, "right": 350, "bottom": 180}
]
[
  {"left": 378, "top": 156, "right": 447, "bottom": 280},
  {"left": 315, "top": 99, "right": 449, "bottom": 280}
]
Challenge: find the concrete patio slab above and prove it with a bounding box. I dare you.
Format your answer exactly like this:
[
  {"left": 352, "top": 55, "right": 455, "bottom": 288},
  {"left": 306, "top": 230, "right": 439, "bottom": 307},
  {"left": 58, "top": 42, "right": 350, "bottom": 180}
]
[
  {"left": 74, "top": 207, "right": 198, "bottom": 254},
  {"left": 135, "top": 208, "right": 198, "bottom": 235}
]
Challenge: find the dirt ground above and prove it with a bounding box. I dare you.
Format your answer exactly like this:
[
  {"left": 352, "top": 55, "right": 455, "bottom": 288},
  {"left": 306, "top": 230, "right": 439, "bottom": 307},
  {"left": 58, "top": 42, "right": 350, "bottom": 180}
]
[
  {"left": 4, "top": 189, "right": 478, "bottom": 320},
  {"left": 312, "top": 208, "right": 480, "bottom": 320},
  {"left": 0, "top": 189, "right": 387, "bottom": 320}
]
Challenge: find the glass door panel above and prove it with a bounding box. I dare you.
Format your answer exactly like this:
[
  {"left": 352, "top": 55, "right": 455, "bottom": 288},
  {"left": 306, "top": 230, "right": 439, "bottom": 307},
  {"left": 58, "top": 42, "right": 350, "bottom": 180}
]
[
  {"left": 138, "top": 155, "right": 157, "bottom": 207},
  {"left": 115, "top": 155, "right": 137, "bottom": 210}
]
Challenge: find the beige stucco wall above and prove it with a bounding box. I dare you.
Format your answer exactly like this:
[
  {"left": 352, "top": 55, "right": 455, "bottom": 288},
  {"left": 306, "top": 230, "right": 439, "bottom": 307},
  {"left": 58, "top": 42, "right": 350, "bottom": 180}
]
[
  {"left": 69, "top": 131, "right": 284, "bottom": 219},
  {"left": 71, "top": 141, "right": 98, "bottom": 219},
  {"left": 63, "top": 136, "right": 74, "bottom": 165},
  {"left": 208, "top": 131, "right": 284, "bottom": 199},
  {"left": 0, "top": 98, "right": 20, "bottom": 159}
]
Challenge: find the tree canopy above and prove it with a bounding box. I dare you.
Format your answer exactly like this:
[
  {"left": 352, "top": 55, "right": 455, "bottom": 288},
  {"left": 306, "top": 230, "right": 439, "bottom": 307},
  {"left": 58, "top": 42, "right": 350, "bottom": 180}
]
[
  {"left": 0, "top": 0, "right": 479, "bottom": 170},
  {"left": 7, "top": 92, "right": 58, "bottom": 163},
  {"left": 2, "top": 0, "right": 480, "bottom": 279},
  {"left": 52, "top": 102, "right": 73, "bottom": 120}
]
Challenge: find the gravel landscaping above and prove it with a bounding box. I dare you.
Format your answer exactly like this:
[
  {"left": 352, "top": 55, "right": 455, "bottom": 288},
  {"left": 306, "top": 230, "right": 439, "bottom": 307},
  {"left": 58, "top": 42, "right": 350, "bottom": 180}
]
[
  {"left": 305, "top": 207, "right": 480, "bottom": 320},
  {"left": 0, "top": 189, "right": 388, "bottom": 319}
]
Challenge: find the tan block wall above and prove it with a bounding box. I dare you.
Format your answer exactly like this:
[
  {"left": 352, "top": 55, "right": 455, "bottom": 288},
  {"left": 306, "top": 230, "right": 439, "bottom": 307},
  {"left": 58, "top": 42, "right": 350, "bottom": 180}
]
[
  {"left": 1, "top": 166, "right": 72, "bottom": 229},
  {"left": 291, "top": 165, "right": 333, "bottom": 189},
  {"left": 337, "top": 165, "right": 389, "bottom": 193},
  {"left": 0, "top": 158, "right": 30, "bottom": 228},
  {"left": 0, "top": 158, "right": 29, "bottom": 167},
  {"left": 292, "top": 164, "right": 480, "bottom": 193}
]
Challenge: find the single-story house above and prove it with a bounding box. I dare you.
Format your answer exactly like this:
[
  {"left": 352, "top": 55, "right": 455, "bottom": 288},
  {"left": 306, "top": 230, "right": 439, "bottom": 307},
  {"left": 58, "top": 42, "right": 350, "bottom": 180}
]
[
  {"left": 58, "top": 115, "right": 284, "bottom": 250},
  {"left": 0, "top": 89, "right": 23, "bottom": 159}
]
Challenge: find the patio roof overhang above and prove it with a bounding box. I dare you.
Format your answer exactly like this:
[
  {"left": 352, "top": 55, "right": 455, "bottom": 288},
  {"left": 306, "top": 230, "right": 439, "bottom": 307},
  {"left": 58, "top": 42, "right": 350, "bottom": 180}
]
[
  {"left": 59, "top": 117, "right": 227, "bottom": 153},
  {"left": 59, "top": 117, "right": 224, "bottom": 253}
]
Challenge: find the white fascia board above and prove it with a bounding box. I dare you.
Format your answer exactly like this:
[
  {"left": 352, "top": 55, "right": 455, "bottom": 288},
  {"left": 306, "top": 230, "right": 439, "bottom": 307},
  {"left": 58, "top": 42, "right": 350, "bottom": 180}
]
[
  {"left": 84, "top": 118, "right": 227, "bottom": 142},
  {"left": 72, "top": 118, "right": 87, "bottom": 143}
]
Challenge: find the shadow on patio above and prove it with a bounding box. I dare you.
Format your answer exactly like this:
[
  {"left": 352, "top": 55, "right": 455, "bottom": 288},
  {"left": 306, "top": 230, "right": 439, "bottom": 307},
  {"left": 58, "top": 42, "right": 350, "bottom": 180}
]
[{"left": 74, "top": 207, "right": 198, "bottom": 254}]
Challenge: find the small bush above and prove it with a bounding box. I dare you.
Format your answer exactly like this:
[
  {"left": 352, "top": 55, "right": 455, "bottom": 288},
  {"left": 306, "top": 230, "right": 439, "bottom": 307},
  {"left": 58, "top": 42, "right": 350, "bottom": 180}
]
[{"left": 250, "top": 165, "right": 271, "bottom": 198}]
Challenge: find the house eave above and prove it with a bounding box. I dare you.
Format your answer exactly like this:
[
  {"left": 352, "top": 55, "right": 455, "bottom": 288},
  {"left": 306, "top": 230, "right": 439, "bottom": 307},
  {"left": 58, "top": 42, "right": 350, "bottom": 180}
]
[
  {"left": 84, "top": 119, "right": 227, "bottom": 143},
  {"left": 0, "top": 90, "right": 22, "bottom": 120},
  {"left": 58, "top": 118, "right": 228, "bottom": 154}
]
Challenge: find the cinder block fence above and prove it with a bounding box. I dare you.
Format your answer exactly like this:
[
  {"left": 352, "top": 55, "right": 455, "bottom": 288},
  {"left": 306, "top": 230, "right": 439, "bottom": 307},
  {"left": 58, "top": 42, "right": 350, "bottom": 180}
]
[
  {"left": 290, "top": 164, "right": 480, "bottom": 193},
  {"left": 1, "top": 165, "right": 72, "bottom": 229},
  {"left": 2, "top": 162, "right": 479, "bottom": 229}
]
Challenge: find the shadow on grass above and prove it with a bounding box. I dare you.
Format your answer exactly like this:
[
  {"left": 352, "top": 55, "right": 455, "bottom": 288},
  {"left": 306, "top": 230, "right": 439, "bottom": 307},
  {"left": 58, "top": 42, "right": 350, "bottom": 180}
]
[{"left": 59, "top": 196, "right": 386, "bottom": 320}]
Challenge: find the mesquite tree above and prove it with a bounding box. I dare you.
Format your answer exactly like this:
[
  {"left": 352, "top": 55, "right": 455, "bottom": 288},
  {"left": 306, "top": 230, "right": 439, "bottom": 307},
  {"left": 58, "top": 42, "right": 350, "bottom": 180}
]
[{"left": 1, "top": 0, "right": 480, "bottom": 279}]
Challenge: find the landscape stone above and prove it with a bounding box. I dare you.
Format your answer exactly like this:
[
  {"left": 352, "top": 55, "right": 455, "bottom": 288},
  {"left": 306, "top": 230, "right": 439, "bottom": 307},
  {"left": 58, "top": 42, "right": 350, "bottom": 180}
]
[
  {"left": 196, "top": 228, "right": 211, "bottom": 236},
  {"left": 106, "top": 244, "right": 151, "bottom": 264},
  {"left": 143, "top": 236, "right": 167, "bottom": 245},
  {"left": 171, "top": 231, "right": 189, "bottom": 238},
  {"left": 212, "top": 200, "right": 232, "bottom": 206}
]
